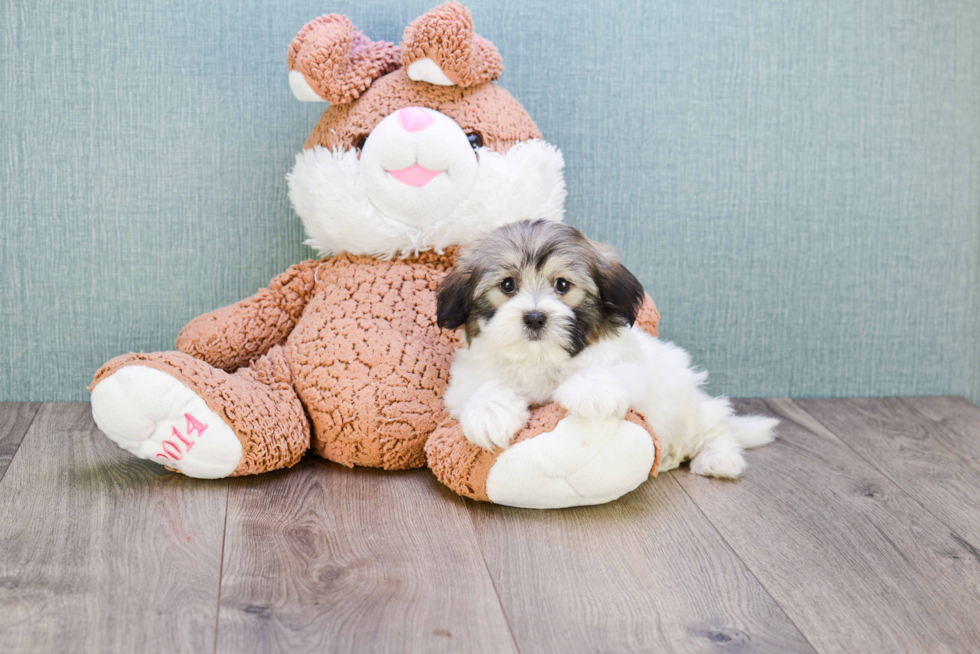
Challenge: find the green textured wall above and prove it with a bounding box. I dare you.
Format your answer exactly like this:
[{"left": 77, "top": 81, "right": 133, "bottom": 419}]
[{"left": 2, "top": 0, "right": 979, "bottom": 402}]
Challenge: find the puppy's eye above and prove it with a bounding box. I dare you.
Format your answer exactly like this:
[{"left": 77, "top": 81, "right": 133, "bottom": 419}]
[
  {"left": 499, "top": 278, "right": 517, "bottom": 294},
  {"left": 466, "top": 132, "right": 484, "bottom": 150},
  {"left": 554, "top": 278, "right": 571, "bottom": 294}
]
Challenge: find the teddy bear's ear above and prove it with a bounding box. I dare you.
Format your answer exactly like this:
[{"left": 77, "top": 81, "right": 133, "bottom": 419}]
[
  {"left": 400, "top": 2, "right": 503, "bottom": 87},
  {"left": 287, "top": 14, "right": 401, "bottom": 104}
]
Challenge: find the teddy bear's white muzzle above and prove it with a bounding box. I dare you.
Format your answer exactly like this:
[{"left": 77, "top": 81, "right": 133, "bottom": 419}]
[{"left": 360, "top": 106, "right": 480, "bottom": 227}]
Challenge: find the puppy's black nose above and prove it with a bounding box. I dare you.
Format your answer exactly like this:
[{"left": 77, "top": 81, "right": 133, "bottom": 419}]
[{"left": 524, "top": 311, "right": 547, "bottom": 330}]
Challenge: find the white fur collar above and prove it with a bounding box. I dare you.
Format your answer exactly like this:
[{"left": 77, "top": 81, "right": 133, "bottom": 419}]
[{"left": 286, "top": 140, "right": 566, "bottom": 259}]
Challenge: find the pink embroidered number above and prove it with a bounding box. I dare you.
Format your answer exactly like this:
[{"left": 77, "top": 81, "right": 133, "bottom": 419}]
[{"left": 155, "top": 414, "right": 209, "bottom": 465}]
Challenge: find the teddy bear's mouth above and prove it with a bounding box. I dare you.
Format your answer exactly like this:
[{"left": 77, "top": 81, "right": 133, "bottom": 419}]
[{"left": 386, "top": 164, "right": 443, "bottom": 188}]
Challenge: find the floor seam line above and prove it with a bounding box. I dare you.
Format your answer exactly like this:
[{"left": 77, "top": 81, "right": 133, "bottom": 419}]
[
  {"left": 895, "top": 397, "right": 980, "bottom": 474},
  {"left": 668, "top": 469, "right": 819, "bottom": 653},
  {"left": 462, "top": 497, "right": 524, "bottom": 654},
  {"left": 0, "top": 402, "right": 43, "bottom": 487},
  {"left": 793, "top": 398, "right": 980, "bottom": 561},
  {"left": 213, "top": 483, "right": 231, "bottom": 654}
]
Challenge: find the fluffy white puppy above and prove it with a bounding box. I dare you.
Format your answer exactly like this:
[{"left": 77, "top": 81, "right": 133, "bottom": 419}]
[{"left": 436, "top": 219, "right": 777, "bottom": 479}]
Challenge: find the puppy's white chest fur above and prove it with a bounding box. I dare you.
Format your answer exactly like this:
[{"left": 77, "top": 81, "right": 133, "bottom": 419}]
[
  {"left": 461, "top": 342, "right": 571, "bottom": 406},
  {"left": 445, "top": 328, "right": 639, "bottom": 409}
]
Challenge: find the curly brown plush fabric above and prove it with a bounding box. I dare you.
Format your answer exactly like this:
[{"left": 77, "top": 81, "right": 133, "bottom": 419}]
[
  {"left": 401, "top": 2, "right": 503, "bottom": 87},
  {"left": 425, "top": 406, "right": 661, "bottom": 502},
  {"left": 176, "top": 260, "right": 321, "bottom": 373},
  {"left": 304, "top": 68, "right": 541, "bottom": 154},
  {"left": 282, "top": 250, "right": 462, "bottom": 470},
  {"left": 96, "top": 250, "right": 464, "bottom": 473},
  {"left": 91, "top": 5, "right": 663, "bottom": 486},
  {"left": 96, "top": 248, "right": 659, "bottom": 477},
  {"left": 287, "top": 14, "right": 401, "bottom": 104},
  {"left": 90, "top": 347, "right": 310, "bottom": 476},
  {"left": 636, "top": 294, "right": 660, "bottom": 336}
]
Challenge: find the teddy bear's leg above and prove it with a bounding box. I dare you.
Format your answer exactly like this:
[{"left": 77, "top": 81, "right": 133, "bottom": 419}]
[
  {"left": 426, "top": 405, "right": 660, "bottom": 509},
  {"left": 89, "top": 346, "right": 309, "bottom": 478},
  {"left": 296, "top": 317, "right": 454, "bottom": 471}
]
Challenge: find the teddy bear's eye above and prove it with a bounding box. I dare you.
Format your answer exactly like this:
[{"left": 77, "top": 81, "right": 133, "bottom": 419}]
[
  {"left": 466, "top": 132, "right": 483, "bottom": 150},
  {"left": 499, "top": 277, "right": 517, "bottom": 294},
  {"left": 554, "top": 278, "right": 571, "bottom": 294},
  {"left": 354, "top": 135, "right": 368, "bottom": 150}
]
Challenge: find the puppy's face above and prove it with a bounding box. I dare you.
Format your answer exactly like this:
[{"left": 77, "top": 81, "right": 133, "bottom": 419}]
[{"left": 437, "top": 220, "right": 644, "bottom": 361}]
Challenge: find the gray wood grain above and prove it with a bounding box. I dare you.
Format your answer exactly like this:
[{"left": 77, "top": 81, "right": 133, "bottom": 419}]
[
  {"left": 216, "top": 460, "right": 517, "bottom": 654},
  {"left": 467, "top": 471, "right": 815, "bottom": 653},
  {"left": 799, "top": 397, "right": 980, "bottom": 548},
  {"left": 676, "top": 398, "right": 980, "bottom": 653},
  {"left": 0, "top": 402, "right": 228, "bottom": 653},
  {"left": 7, "top": 398, "right": 980, "bottom": 652},
  {"left": 902, "top": 395, "right": 980, "bottom": 421},
  {"left": 901, "top": 396, "right": 980, "bottom": 460},
  {"left": 0, "top": 402, "right": 39, "bottom": 483}
]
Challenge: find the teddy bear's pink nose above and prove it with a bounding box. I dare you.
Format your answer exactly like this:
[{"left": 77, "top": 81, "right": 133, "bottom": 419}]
[{"left": 398, "top": 106, "right": 433, "bottom": 133}]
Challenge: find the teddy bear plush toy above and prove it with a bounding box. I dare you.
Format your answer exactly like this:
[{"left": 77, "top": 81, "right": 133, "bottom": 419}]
[{"left": 89, "top": 2, "right": 663, "bottom": 509}]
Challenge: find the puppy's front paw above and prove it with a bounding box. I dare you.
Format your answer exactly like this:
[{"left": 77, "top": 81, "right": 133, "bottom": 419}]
[
  {"left": 554, "top": 371, "right": 630, "bottom": 419},
  {"left": 458, "top": 393, "right": 530, "bottom": 451}
]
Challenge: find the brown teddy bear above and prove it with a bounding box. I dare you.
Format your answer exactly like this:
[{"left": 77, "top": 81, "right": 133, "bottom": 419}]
[{"left": 89, "top": 2, "right": 662, "bottom": 508}]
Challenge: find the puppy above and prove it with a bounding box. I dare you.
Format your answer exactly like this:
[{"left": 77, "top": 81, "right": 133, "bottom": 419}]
[{"left": 436, "top": 219, "right": 777, "bottom": 479}]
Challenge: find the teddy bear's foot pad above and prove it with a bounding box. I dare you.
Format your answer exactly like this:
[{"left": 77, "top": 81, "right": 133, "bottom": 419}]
[
  {"left": 486, "top": 415, "right": 655, "bottom": 509},
  {"left": 91, "top": 365, "right": 243, "bottom": 478}
]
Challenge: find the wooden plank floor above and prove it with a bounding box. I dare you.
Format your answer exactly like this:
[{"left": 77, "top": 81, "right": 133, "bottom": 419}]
[{"left": 1, "top": 398, "right": 980, "bottom": 653}]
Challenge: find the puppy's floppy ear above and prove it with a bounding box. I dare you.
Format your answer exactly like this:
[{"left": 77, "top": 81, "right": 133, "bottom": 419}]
[
  {"left": 436, "top": 266, "right": 473, "bottom": 330},
  {"left": 595, "top": 247, "right": 645, "bottom": 328}
]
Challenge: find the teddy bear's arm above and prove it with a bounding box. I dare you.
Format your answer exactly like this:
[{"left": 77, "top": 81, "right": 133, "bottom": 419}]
[
  {"left": 175, "top": 260, "right": 321, "bottom": 372},
  {"left": 635, "top": 293, "right": 660, "bottom": 337}
]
